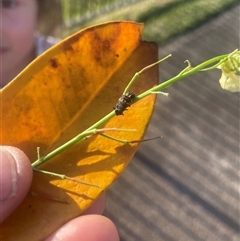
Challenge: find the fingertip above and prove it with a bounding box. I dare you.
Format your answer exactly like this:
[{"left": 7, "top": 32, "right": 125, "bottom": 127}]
[
  {"left": 81, "top": 192, "right": 106, "bottom": 215},
  {"left": 0, "top": 146, "right": 32, "bottom": 222},
  {"left": 46, "top": 215, "right": 119, "bottom": 241}
]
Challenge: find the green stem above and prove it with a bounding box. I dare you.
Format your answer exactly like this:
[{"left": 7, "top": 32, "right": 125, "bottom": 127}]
[
  {"left": 123, "top": 54, "right": 172, "bottom": 94},
  {"left": 32, "top": 129, "right": 99, "bottom": 167},
  {"left": 137, "top": 54, "right": 229, "bottom": 99},
  {"left": 32, "top": 53, "right": 230, "bottom": 169}
]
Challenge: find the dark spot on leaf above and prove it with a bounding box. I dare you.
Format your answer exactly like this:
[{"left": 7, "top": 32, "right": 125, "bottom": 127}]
[
  {"left": 61, "top": 34, "right": 80, "bottom": 51},
  {"left": 92, "top": 32, "right": 117, "bottom": 68},
  {"left": 50, "top": 58, "right": 58, "bottom": 68},
  {"left": 66, "top": 45, "right": 74, "bottom": 52},
  {"left": 14, "top": 93, "right": 32, "bottom": 114},
  {"left": 102, "top": 39, "right": 111, "bottom": 52}
]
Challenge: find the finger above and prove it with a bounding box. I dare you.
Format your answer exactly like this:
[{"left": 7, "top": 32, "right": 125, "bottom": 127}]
[
  {"left": 45, "top": 214, "right": 119, "bottom": 241},
  {"left": 81, "top": 192, "right": 106, "bottom": 215},
  {"left": 0, "top": 146, "right": 33, "bottom": 222}
]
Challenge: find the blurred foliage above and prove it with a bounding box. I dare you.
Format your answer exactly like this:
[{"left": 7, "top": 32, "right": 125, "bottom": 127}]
[{"left": 61, "top": 0, "right": 239, "bottom": 44}]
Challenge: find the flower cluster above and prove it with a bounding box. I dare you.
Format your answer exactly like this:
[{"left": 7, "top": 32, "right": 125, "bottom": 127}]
[{"left": 218, "top": 50, "right": 240, "bottom": 92}]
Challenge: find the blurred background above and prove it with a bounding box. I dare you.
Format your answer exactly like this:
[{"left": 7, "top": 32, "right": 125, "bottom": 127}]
[
  {"left": 60, "top": 1, "right": 239, "bottom": 241},
  {"left": 60, "top": 0, "right": 238, "bottom": 44}
]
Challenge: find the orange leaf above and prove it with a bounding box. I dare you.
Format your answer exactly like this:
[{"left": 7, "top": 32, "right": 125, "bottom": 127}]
[{"left": 0, "top": 21, "right": 159, "bottom": 240}]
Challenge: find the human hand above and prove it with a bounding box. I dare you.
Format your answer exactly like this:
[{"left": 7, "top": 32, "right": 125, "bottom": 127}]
[
  {"left": 0, "top": 146, "right": 119, "bottom": 241},
  {"left": 0, "top": 146, "right": 33, "bottom": 222}
]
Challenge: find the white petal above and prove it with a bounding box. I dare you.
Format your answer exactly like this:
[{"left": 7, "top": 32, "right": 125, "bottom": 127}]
[{"left": 219, "top": 72, "right": 240, "bottom": 92}]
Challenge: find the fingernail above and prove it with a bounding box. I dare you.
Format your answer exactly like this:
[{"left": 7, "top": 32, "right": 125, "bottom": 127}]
[{"left": 0, "top": 147, "right": 18, "bottom": 201}]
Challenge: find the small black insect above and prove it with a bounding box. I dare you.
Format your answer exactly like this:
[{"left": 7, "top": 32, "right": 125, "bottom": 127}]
[{"left": 114, "top": 91, "right": 136, "bottom": 116}]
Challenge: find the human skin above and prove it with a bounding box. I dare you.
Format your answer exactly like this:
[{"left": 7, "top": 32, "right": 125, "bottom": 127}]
[
  {"left": 0, "top": 0, "right": 38, "bottom": 87},
  {"left": 0, "top": 146, "right": 119, "bottom": 241}
]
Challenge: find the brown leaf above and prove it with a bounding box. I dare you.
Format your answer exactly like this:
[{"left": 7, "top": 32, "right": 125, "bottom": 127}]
[{"left": 0, "top": 21, "right": 159, "bottom": 240}]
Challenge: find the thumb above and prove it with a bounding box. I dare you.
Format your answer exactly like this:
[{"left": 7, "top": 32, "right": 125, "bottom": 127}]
[{"left": 0, "top": 146, "right": 33, "bottom": 223}]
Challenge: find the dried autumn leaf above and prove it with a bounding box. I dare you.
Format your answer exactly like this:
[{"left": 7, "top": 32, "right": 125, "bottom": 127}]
[{"left": 0, "top": 21, "right": 159, "bottom": 240}]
